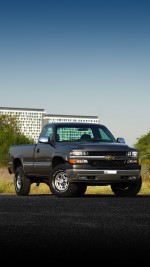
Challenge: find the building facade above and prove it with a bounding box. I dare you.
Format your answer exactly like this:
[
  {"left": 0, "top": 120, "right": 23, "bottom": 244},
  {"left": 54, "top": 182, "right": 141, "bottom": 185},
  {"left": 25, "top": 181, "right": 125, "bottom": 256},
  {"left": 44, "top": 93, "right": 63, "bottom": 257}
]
[
  {"left": 0, "top": 107, "right": 100, "bottom": 142},
  {"left": 43, "top": 114, "right": 100, "bottom": 126}
]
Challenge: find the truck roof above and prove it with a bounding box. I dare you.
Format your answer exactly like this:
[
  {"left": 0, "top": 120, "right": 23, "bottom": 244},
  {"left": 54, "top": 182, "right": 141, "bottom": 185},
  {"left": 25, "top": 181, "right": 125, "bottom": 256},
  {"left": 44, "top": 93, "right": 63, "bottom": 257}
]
[{"left": 44, "top": 122, "right": 105, "bottom": 127}]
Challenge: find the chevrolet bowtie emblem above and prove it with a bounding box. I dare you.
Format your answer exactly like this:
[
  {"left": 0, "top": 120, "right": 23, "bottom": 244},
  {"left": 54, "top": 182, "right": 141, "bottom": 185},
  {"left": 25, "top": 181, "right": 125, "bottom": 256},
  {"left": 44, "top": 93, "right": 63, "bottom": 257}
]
[{"left": 105, "top": 155, "right": 114, "bottom": 160}]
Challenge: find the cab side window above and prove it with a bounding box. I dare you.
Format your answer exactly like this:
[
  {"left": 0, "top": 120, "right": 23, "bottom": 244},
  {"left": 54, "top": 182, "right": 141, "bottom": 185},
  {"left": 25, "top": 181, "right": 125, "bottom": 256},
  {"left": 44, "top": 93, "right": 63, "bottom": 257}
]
[{"left": 40, "top": 126, "right": 53, "bottom": 140}]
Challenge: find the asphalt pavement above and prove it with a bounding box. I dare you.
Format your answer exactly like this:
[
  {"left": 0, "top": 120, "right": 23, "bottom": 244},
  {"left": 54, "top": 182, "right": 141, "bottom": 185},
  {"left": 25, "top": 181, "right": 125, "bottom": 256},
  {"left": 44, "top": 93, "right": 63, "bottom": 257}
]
[{"left": 0, "top": 194, "right": 150, "bottom": 263}]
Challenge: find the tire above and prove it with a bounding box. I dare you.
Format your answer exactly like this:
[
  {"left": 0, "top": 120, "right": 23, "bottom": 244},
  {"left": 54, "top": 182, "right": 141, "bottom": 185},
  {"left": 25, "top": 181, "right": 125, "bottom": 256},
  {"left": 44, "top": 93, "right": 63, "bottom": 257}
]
[
  {"left": 14, "top": 166, "right": 31, "bottom": 196},
  {"left": 49, "top": 164, "right": 80, "bottom": 198},
  {"left": 111, "top": 176, "right": 142, "bottom": 197}
]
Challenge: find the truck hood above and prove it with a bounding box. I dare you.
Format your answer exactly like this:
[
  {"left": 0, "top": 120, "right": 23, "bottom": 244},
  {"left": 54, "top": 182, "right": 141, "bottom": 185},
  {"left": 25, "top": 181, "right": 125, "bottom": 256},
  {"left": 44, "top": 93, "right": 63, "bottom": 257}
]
[{"left": 59, "top": 141, "right": 135, "bottom": 152}]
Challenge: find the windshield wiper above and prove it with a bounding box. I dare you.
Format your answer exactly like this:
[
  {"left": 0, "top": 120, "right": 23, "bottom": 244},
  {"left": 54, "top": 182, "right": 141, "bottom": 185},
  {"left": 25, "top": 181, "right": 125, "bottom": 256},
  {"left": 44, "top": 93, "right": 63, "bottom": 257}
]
[
  {"left": 59, "top": 139, "right": 79, "bottom": 142},
  {"left": 91, "top": 139, "right": 113, "bottom": 143}
]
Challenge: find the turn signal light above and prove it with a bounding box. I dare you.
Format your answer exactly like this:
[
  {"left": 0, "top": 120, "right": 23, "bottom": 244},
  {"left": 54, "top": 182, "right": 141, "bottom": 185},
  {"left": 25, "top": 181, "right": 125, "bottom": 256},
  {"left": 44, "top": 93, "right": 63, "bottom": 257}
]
[{"left": 69, "top": 159, "right": 88, "bottom": 164}]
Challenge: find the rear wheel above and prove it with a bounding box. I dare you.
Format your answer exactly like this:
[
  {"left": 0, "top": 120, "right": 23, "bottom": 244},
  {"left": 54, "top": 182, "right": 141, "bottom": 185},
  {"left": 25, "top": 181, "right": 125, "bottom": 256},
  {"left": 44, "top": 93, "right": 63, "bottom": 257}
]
[
  {"left": 14, "top": 166, "right": 31, "bottom": 196},
  {"left": 111, "top": 176, "right": 142, "bottom": 197},
  {"left": 49, "top": 164, "right": 82, "bottom": 197}
]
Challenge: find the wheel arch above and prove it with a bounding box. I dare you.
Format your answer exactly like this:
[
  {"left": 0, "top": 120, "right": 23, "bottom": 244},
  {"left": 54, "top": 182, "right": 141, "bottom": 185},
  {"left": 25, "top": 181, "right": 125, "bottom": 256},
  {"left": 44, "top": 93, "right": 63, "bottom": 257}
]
[
  {"left": 13, "top": 158, "right": 22, "bottom": 173},
  {"left": 52, "top": 156, "right": 65, "bottom": 169}
]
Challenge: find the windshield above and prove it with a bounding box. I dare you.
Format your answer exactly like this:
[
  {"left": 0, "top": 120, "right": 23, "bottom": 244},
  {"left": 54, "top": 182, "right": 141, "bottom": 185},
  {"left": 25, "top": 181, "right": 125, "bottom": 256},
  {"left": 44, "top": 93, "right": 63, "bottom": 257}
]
[{"left": 56, "top": 124, "right": 116, "bottom": 143}]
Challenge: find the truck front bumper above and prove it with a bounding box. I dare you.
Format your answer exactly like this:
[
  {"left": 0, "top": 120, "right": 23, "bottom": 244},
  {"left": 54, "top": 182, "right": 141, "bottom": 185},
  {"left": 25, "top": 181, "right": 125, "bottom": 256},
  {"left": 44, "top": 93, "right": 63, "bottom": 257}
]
[{"left": 66, "top": 169, "right": 141, "bottom": 183}]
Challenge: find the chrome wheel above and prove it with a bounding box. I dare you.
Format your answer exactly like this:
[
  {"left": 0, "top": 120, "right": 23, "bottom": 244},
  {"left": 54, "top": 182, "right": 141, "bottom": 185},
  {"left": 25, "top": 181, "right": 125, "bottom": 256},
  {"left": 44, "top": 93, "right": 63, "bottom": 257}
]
[
  {"left": 14, "top": 166, "right": 31, "bottom": 196},
  {"left": 54, "top": 171, "right": 69, "bottom": 192},
  {"left": 50, "top": 164, "right": 81, "bottom": 197}
]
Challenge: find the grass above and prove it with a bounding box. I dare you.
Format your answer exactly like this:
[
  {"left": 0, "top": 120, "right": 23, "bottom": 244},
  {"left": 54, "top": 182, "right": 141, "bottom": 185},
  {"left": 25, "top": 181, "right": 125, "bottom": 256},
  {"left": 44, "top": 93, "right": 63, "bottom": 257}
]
[{"left": 0, "top": 167, "right": 150, "bottom": 195}]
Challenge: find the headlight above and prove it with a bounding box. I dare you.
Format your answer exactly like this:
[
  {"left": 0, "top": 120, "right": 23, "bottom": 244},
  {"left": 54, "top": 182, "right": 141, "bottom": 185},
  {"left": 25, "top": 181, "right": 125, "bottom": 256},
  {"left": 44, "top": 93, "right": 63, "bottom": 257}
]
[
  {"left": 128, "top": 151, "right": 138, "bottom": 157},
  {"left": 70, "top": 150, "right": 89, "bottom": 156}
]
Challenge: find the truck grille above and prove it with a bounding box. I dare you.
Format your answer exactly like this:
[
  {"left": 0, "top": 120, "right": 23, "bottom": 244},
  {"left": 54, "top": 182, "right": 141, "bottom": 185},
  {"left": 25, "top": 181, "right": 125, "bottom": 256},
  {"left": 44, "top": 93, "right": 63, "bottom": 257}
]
[
  {"left": 88, "top": 160, "right": 126, "bottom": 169},
  {"left": 88, "top": 151, "right": 127, "bottom": 156},
  {"left": 88, "top": 151, "right": 127, "bottom": 169}
]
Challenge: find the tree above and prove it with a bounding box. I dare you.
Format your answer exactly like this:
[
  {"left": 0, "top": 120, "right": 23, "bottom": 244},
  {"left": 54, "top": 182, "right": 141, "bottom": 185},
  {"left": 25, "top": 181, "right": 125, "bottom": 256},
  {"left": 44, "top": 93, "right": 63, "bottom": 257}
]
[
  {"left": 134, "top": 131, "right": 150, "bottom": 162},
  {"left": 0, "top": 114, "right": 34, "bottom": 166}
]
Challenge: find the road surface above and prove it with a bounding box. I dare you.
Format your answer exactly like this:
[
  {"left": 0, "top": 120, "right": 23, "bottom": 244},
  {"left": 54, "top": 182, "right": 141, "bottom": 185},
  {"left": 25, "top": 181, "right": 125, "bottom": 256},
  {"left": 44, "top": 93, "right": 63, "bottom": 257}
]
[{"left": 0, "top": 194, "right": 150, "bottom": 263}]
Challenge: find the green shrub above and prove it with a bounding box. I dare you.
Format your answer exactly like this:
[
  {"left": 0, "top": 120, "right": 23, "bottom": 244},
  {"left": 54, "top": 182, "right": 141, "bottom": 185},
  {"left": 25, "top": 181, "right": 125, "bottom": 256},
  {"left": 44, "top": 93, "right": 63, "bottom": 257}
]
[{"left": 0, "top": 114, "right": 34, "bottom": 167}]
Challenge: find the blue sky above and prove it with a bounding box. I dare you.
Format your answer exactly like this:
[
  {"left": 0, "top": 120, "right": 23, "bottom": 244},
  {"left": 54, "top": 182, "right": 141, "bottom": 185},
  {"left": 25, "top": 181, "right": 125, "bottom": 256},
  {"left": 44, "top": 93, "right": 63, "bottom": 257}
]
[{"left": 0, "top": 0, "right": 150, "bottom": 146}]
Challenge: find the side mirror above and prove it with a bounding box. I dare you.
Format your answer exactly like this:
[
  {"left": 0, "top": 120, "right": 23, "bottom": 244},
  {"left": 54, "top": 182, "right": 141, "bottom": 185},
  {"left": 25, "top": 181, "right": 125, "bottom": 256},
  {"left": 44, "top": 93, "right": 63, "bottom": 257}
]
[
  {"left": 117, "top": 137, "right": 125, "bottom": 143},
  {"left": 38, "top": 136, "right": 50, "bottom": 143},
  {"left": 38, "top": 136, "right": 55, "bottom": 147}
]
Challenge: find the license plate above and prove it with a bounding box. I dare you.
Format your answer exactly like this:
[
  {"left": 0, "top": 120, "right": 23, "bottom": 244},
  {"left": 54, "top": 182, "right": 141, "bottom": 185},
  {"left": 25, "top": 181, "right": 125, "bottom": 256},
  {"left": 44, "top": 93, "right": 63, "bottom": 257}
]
[{"left": 104, "top": 170, "right": 117, "bottom": 174}]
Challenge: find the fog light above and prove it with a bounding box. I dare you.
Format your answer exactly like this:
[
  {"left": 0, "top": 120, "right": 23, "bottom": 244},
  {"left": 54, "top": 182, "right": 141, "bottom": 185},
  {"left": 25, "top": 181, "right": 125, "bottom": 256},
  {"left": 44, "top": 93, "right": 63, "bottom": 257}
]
[
  {"left": 127, "top": 159, "right": 139, "bottom": 164},
  {"left": 79, "top": 176, "right": 87, "bottom": 180},
  {"left": 128, "top": 176, "right": 137, "bottom": 180}
]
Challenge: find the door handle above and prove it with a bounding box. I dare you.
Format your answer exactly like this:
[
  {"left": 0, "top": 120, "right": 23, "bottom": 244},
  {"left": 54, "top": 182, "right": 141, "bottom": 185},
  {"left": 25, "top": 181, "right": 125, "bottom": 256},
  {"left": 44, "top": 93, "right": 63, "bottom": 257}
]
[{"left": 36, "top": 148, "right": 40, "bottom": 153}]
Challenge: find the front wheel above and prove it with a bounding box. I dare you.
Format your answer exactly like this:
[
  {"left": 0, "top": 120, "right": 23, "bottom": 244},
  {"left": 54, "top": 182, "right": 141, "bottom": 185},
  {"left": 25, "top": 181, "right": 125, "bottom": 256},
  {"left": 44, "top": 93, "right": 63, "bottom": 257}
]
[
  {"left": 14, "top": 166, "right": 31, "bottom": 196},
  {"left": 111, "top": 176, "right": 142, "bottom": 197},
  {"left": 49, "top": 164, "right": 81, "bottom": 197}
]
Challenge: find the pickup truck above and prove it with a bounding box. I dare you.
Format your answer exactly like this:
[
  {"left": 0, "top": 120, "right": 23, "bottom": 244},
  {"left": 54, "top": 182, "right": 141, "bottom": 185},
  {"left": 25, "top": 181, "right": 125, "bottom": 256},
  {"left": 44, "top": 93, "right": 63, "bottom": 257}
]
[{"left": 8, "top": 122, "right": 142, "bottom": 197}]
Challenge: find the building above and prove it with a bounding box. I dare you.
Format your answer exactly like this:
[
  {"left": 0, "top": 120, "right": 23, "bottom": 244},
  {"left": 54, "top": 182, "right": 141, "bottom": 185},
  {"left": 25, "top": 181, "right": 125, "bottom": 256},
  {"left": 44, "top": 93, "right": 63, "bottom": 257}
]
[
  {"left": 43, "top": 114, "right": 100, "bottom": 126},
  {"left": 0, "top": 107, "right": 46, "bottom": 142},
  {"left": 0, "top": 107, "right": 100, "bottom": 142}
]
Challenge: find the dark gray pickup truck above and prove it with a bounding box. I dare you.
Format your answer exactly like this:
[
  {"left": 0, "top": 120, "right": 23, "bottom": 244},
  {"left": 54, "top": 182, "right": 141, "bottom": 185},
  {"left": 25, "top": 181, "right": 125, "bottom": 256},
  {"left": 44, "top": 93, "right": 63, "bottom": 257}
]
[{"left": 8, "top": 122, "right": 142, "bottom": 197}]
